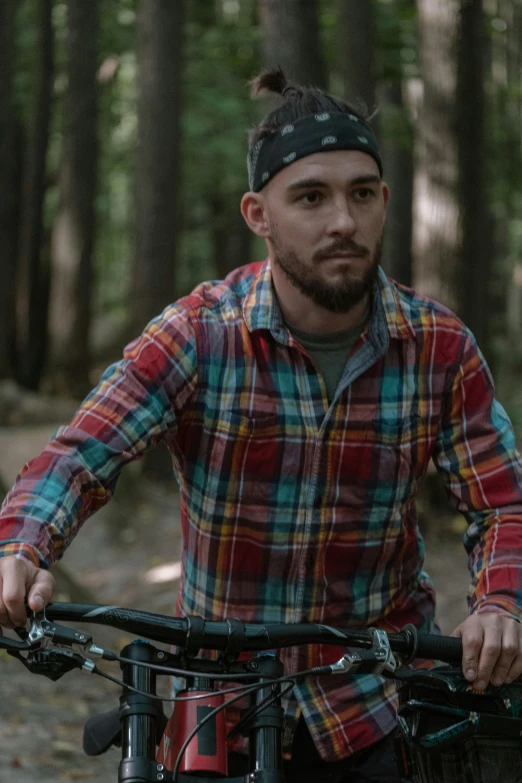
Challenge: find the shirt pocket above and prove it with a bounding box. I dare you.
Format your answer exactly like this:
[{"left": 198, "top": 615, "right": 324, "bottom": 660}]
[
  {"left": 201, "top": 407, "right": 279, "bottom": 503},
  {"left": 237, "top": 411, "right": 280, "bottom": 503},
  {"left": 351, "top": 414, "right": 429, "bottom": 502}
]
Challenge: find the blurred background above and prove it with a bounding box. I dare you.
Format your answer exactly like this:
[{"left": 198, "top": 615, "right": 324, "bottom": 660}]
[
  {"left": 1, "top": 0, "right": 522, "bottom": 407},
  {"left": 0, "top": 1, "right": 522, "bottom": 779}
]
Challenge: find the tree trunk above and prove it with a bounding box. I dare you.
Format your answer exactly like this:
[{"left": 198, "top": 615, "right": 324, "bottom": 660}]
[
  {"left": 414, "top": 0, "right": 460, "bottom": 308},
  {"left": 15, "top": 0, "right": 54, "bottom": 390},
  {"left": 259, "top": 0, "right": 327, "bottom": 87},
  {"left": 48, "top": 0, "right": 99, "bottom": 395},
  {"left": 131, "top": 0, "right": 186, "bottom": 333},
  {"left": 0, "top": 0, "right": 20, "bottom": 379},
  {"left": 336, "top": 0, "right": 377, "bottom": 112},
  {"left": 491, "top": 0, "right": 522, "bottom": 384},
  {"left": 380, "top": 81, "right": 414, "bottom": 287},
  {"left": 212, "top": 194, "right": 252, "bottom": 279},
  {"left": 456, "top": 0, "right": 493, "bottom": 358}
]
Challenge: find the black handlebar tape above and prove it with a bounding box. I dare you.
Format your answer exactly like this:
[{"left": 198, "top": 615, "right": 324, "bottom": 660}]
[{"left": 414, "top": 633, "right": 463, "bottom": 665}]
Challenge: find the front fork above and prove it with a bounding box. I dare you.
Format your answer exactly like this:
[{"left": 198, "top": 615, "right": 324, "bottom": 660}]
[
  {"left": 118, "top": 639, "right": 167, "bottom": 783},
  {"left": 246, "top": 654, "right": 285, "bottom": 782},
  {"left": 117, "top": 642, "right": 286, "bottom": 783}
]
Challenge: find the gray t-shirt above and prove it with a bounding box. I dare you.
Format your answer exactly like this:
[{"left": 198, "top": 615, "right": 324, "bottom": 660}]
[{"left": 288, "top": 312, "right": 369, "bottom": 402}]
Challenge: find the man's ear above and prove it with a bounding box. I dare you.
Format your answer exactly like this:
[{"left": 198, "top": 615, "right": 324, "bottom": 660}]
[
  {"left": 382, "top": 182, "right": 390, "bottom": 212},
  {"left": 240, "top": 192, "right": 271, "bottom": 238}
]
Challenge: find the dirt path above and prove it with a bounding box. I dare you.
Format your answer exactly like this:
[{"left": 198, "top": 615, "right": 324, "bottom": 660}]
[{"left": 0, "top": 427, "right": 471, "bottom": 782}]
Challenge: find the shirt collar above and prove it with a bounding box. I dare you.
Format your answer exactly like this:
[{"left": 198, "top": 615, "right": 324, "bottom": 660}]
[{"left": 242, "top": 260, "right": 415, "bottom": 343}]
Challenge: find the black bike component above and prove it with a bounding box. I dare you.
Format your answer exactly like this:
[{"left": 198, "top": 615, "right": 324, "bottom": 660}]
[
  {"left": 233, "top": 705, "right": 285, "bottom": 739},
  {"left": 119, "top": 640, "right": 159, "bottom": 783},
  {"left": 247, "top": 654, "right": 285, "bottom": 778},
  {"left": 399, "top": 624, "right": 418, "bottom": 664},
  {"left": 414, "top": 632, "right": 462, "bottom": 664},
  {"left": 396, "top": 666, "right": 522, "bottom": 783},
  {"left": 7, "top": 647, "right": 87, "bottom": 680},
  {"left": 219, "top": 618, "right": 246, "bottom": 664},
  {"left": 84, "top": 706, "right": 168, "bottom": 757},
  {"left": 40, "top": 619, "right": 93, "bottom": 648},
  {"left": 184, "top": 615, "right": 205, "bottom": 659},
  {"left": 399, "top": 699, "right": 522, "bottom": 748},
  {"left": 119, "top": 757, "right": 168, "bottom": 782},
  {"left": 43, "top": 602, "right": 464, "bottom": 664},
  {"left": 243, "top": 772, "right": 285, "bottom": 783},
  {"left": 84, "top": 707, "right": 122, "bottom": 756},
  {"left": 0, "top": 635, "right": 30, "bottom": 652}
]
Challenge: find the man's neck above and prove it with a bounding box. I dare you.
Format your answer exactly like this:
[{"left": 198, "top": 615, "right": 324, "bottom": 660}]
[{"left": 271, "top": 263, "right": 371, "bottom": 335}]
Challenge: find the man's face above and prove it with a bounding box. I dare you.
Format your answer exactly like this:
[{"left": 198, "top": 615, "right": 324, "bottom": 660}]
[{"left": 262, "top": 150, "right": 389, "bottom": 314}]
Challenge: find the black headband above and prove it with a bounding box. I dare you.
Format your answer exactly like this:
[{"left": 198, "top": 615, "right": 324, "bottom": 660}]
[{"left": 247, "top": 111, "right": 383, "bottom": 192}]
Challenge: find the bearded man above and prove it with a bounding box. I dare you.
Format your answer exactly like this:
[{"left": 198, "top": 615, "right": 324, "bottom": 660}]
[{"left": 1, "top": 69, "right": 522, "bottom": 782}]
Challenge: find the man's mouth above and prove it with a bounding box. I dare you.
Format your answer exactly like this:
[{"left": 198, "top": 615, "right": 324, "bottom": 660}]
[{"left": 322, "top": 252, "right": 365, "bottom": 260}]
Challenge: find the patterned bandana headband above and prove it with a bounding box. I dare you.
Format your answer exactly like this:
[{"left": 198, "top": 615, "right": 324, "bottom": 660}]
[{"left": 247, "top": 111, "right": 383, "bottom": 192}]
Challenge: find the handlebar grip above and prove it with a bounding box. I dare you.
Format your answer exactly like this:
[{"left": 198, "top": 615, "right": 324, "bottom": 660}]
[{"left": 414, "top": 633, "right": 463, "bottom": 665}]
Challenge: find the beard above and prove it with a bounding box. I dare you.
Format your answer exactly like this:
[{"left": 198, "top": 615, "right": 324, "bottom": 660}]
[{"left": 272, "top": 229, "right": 383, "bottom": 315}]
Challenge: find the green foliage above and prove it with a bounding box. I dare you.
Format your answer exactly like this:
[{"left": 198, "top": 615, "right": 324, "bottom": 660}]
[
  {"left": 375, "top": 0, "right": 418, "bottom": 82},
  {"left": 178, "top": 9, "right": 260, "bottom": 292},
  {"left": 7, "top": 0, "right": 522, "bottom": 416}
]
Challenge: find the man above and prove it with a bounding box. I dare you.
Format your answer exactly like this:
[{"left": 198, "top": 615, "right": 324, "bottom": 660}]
[{"left": 1, "top": 68, "right": 522, "bottom": 781}]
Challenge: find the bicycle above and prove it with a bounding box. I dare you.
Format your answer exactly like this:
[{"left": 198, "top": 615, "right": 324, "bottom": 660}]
[{"left": 2, "top": 602, "right": 522, "bottom": 783}]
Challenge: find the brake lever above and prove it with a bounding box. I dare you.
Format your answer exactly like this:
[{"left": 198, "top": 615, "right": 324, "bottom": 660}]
[
  {"left": 26, "top": 609, "right": 93, "bottom": 649},
  {"left": 330, "top": 628, "right": 397, "bottom": 677},
  {"left": 2, "top": 609, "right": 94, "bottom": 655}
]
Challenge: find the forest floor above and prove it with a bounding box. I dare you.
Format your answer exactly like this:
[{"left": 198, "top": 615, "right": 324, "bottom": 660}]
[{"left": 0, "top": 425, "right": 470, "bottom": 783}]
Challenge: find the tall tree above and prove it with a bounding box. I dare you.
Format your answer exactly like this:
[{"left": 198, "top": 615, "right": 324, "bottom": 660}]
[
  {"left": 131, "top": 0, "right": 186, "bottom": 333},
  {"left": 211, "top": 194, "right": 252, "bottom": 279},
  {"left": 186, "top": 0, "right": 252, "bottom": 280},
  {"left": 380, "top": 81, "right": 414, "bottom": 287},
  {"left": 259, "top": 0, "right": 327, "bottom": 87},
  {"left": 0, "top": 0, "right": 20, "bottom": 379},
  {"left": 456, "top": 0, "right": 493, "bottom": 356},
  {"left": 493, "top": 0, "right": 522, "bottom": 366},
  {"left": 414, "top": 0, "right": 460, "bottom": 308},
  {"left": 376, "top": 0, "right": 416, "bottom": 286},
  {"left": 16, "top": 0, "right": 54, "bottom": 390},
  {"left": 48, "top": 0, "right": 99, "bottom": 394},
  {"left": 336, "top": 0, "right": 377, "bottom": 112}
]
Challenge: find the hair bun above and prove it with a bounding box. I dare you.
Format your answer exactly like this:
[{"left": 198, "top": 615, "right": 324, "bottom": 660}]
[{"left": 250, "top": 66, "right": 291, "bottom": 98}]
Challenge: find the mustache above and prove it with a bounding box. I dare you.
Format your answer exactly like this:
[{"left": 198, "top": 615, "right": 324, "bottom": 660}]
[{"left": 314, "top": 239, "right": 370, "bottom": 262}]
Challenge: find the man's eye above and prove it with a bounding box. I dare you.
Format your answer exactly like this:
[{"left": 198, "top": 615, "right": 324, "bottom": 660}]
[
  {"left": 354, "top": 188, "right": 375, "bottom": 200},
  {"left": 300, "top": 192, "right": 322, "bottom": 204}
]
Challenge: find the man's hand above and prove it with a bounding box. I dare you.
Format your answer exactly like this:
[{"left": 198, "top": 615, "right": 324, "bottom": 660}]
[
  {"left": 0, "top": 556, "right": 55, "bottom": 630},
  {"left": 452, "top": 613, "right": 522, "bottom": 690}
]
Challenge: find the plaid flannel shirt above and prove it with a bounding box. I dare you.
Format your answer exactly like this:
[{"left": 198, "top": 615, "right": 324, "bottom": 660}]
[{"left": 1, "top": 260, "right": 522, "bottom": 761}]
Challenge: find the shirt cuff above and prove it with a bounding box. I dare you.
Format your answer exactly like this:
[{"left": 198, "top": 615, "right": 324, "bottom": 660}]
[
  {"left": 472, "top": 597, "right": 522, "bottom": 623},
  {"left": 0, "top": 542, "right": 42, "bottom": 568}
]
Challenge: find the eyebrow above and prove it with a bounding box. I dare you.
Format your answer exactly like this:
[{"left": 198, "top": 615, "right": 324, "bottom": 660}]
[{"left": 286, "top": 174, "right": 381, "bottom": 192}]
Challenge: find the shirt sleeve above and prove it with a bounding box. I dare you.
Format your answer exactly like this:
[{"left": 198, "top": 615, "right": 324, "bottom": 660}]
[
  {"left": 0, "top": 303, "right": 198, "bottom": 568},
  {"left": 432, "top": 327, "right": 522, "bottom": 621}
]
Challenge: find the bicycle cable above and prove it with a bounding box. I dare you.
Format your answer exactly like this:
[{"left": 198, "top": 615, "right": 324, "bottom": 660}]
[
  {"left": 114, "top": 652, "right": 280, "bottom": 680},
  {"left": 228, "top": 680, "right": 295, "bottom": 740},
  {"left": 91, "top": 659, "right": 326, "bottom": 702},
  {"left": 91, "top": 665, "right": 283, "bottom": 703}
]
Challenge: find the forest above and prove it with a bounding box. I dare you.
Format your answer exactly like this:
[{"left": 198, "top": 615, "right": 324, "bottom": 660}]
[
  {"left": 1, "top": 0, "right": 521, "bottom": 434},
  {"left": 1, "top": 3, "right": 522, "bottom": 777}
]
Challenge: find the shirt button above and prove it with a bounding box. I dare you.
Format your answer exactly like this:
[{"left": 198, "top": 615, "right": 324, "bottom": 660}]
[{"left": 313, "top": 495, "right": 323, "bottom": 509}]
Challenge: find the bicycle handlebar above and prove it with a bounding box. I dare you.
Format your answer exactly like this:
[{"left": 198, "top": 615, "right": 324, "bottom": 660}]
[{"left": 2, "top": 601, "right": 462, "bottom": 666}]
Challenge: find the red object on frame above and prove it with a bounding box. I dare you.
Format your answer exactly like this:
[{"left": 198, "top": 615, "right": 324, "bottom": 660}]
[{"left": 156, "top": 688, "right": 228, "bottom": 776}]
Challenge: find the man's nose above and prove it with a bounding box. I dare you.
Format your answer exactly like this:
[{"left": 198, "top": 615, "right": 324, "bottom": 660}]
[{"left": 326, "top": 202, "right": 357, "bottom": 235}]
